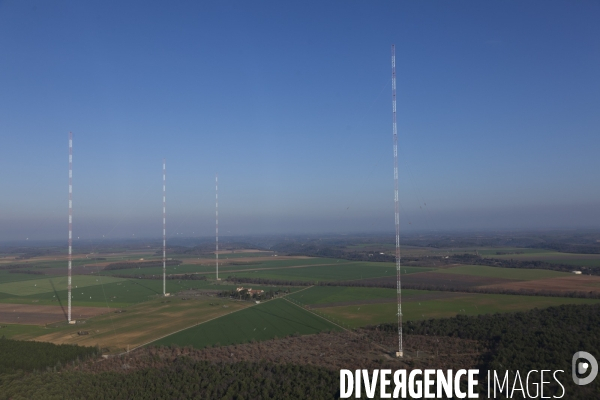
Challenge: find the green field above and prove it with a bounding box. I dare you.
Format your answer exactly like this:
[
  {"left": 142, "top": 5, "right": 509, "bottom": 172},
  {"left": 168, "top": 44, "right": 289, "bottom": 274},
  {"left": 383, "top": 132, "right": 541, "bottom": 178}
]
[
  {"left": 286, "top": 286, "right": 464, "bottom": 307},
  {"left": 0, "top": 323, "right": 49, "bottom": 339},
  {"left": 100, "top": 264, "right": 216, "bottom": 276},
  {"left": 8, "top": 255, "right": 159, "bottom": 269},
  {"left": 0, "top": 279, "right": 300, "bottom": 308},
  {"left": 288, "top": 286, "right": 396, "bottom": 305},
  {"left": 0, "top": 272, "right": 45, "bottom": 284},
  {"left": 317, "top": 293, "right": 600, "bottom": 328},
  {"left": 99, "top": 257, "right": 343, "bottom": 277},
  {"left": 228, "top": 263, "right": 432, "bottom": 282},
  {"left": 184, "top": 252, "right": 275, "bottom": 259},
  {"left": 0, "top": 275, "right": 126, "bottom": 296},
  {"left": 153, "top": 298, "right": 341, "bottom": 349},
  {"left": 438, "top": 265, "right": 570, "bottom": 280},
  {"left": 0, "top": 280, "right": 167, "bottom": 308}
]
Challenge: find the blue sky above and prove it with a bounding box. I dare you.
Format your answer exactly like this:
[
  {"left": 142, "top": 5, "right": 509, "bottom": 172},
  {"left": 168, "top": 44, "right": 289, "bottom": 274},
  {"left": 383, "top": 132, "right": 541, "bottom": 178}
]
[{"left": 0, "top": 0, "right": 599, "bottom": 241}]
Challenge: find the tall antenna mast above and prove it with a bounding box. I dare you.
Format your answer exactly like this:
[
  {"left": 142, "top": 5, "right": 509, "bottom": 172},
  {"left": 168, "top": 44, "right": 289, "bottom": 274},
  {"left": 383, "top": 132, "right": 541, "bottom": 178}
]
[
  {"left": 215, "top": 173, "right": 219, "bottom": 280},
  {"left": 68, "top": 132, "right": 74, "bottom": 324},
  {"left": 392, "top": 44, "right": 403, "bottom": 357},
  {"left": 163, "top": 159, "right": 167, "bottom": 296}
]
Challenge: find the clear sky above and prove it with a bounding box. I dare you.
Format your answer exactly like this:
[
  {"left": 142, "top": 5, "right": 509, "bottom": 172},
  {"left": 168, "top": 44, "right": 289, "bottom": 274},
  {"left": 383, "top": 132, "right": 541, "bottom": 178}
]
[{"left": 1, "top": 0, "right": 599, "bottom": 241}]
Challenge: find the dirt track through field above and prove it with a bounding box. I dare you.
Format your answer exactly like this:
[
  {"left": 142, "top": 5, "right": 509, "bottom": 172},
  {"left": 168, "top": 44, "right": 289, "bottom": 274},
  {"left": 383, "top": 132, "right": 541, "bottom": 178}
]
[{"left": 0, "top": 304, "right": 111, "bottom": 325}]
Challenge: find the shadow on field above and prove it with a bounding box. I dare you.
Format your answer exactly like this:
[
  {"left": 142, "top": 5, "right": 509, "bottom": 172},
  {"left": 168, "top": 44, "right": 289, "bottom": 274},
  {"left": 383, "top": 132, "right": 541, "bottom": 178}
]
[{"left": 49, "top": 279, "right": 68, "bottom": 321}]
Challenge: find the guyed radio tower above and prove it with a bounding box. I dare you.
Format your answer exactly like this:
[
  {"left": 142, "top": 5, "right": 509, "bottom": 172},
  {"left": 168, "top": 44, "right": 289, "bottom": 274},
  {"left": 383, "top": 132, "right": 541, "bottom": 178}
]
[
  {"left": 392, "top": 44, "right": 403, "bottom": 357},
  {"left": 68, "top": 132, "right": 75, "bottom": 324},
  {"left": 215, "top": 173, "right": 219, "bottom": 280},
  {"left": 162, "top": 159, "right": 167, "bottom": 296}
]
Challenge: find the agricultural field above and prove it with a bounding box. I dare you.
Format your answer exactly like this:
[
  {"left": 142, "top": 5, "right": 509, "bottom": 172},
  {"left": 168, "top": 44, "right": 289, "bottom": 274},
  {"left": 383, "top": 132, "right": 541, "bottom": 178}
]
[
  {"left": 485, "top": 251, "right": 600, "bottom": 267},
  {"left": 401, "top": 271, "right": 513, "bottom": 288},
  {"left": 288, "top": 286, "right": 396, "bottom": 306},
  {"left": 0, "top": 323, "right": 49, "bottom": 339},
  {"left": 1, "top": 254, "right": 159, "bottom": 269},
  {"left": 96, "top": 257, "right": 434, "bottom": 284},
  {"left": 0, "top": 275, "right": 125, "bottom": 297},
  {"left": 0, "top": 279, "right": 171, "bottom": 309},
  {"left": 153, "top": 298, "right": 341, "bottom": 349},
  {"left": 99, "top": 264, "right": 217, "bottom": 276},
  {"left": 98, "top": 257, "right": 340, "bottom": 277},
  {"left": 0, "top": 271, "right": 45, "bottom": 284},
  {"left": 227, "top": 263, "right": 431, "bottom": 282},
  {"left": 183, "top": 251, "right": 274, "bottom": 259},
  {"left": 315, "top": 292, "right": 600, "bottom": 328},
  {"left": 482, "top": 275, "right": 600, "bottom": 294},
  {"left": 10, "top": 296, "right": 251, "bottom": 353},
  {"left": 0, "top": 278, "right": 300, "bottom": 310},
  {"left": 397, "top": 264, "right": 589, "bottom": 294},
  {"left": 2, "top": 243, "right": 600, "bottom": 357},
  {"left": 438, "top": 265, "right": 570, "bottom": 280},
  {"left": 476, "top": 248, "right": 556, "bottom": 256},
  {"left": 287, "top": 286, "right": 476, "bottom": 310}
]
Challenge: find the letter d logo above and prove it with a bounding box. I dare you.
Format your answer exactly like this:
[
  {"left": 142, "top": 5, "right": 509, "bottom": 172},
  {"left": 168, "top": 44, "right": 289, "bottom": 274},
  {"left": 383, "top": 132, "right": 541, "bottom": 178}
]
[{"left": 572, "top": 351, "right": 598, "bottom": 385}]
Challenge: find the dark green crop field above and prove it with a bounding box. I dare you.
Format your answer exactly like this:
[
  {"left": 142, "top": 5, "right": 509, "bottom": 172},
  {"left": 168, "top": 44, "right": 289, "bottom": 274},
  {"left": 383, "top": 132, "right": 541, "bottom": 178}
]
[{"left": 153, "top": 298, "right": 341, "bottom": 349}]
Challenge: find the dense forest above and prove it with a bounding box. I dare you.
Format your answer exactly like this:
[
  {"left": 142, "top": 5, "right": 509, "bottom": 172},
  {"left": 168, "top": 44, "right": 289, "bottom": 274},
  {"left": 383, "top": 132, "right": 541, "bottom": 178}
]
[
  {"left": 0, "top": 361, "right": 339, "bottom": 400},
  {"left": 0, "top": 338, "right": 98, "bottom": 374},
  {"left": 376, "top": 303, "right": 600, "bottom": 399}
]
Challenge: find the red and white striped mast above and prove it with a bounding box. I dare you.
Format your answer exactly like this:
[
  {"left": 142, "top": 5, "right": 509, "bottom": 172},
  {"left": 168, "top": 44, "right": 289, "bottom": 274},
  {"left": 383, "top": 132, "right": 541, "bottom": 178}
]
[
  {"left": 392, "top": 44, "right": 403, "bottom": 357},
  {"left": 68, "top": 132, "right": 74, "bottom": 324},
  {"left": 163, "top": 159, "right": 167, "bottom": 296},
  {"left": 215, "top": 173, "right": 219, "bottom": 280}
]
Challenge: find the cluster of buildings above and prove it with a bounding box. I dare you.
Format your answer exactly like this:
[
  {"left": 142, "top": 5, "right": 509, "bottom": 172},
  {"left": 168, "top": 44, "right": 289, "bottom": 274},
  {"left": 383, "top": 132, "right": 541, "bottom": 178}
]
[{"left": 235, "top": 287, "right": 264, "bottom": 296}]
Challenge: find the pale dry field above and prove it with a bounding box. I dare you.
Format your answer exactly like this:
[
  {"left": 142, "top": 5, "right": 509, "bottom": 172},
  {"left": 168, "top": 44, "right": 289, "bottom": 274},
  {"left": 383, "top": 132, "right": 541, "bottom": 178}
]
[{"left": 30, "top": 296, "right": 251, "bottom": 353}]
